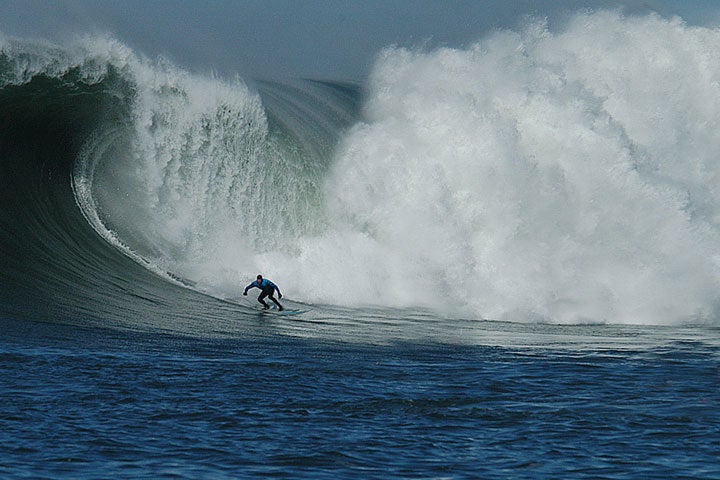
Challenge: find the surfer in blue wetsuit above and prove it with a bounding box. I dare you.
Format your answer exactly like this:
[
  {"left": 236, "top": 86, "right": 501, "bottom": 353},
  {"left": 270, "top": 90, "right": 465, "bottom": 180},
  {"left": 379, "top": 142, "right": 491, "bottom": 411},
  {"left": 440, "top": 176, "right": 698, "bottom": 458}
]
[{"left": 243, "top": 274, "right": 284, "bottom": 311}]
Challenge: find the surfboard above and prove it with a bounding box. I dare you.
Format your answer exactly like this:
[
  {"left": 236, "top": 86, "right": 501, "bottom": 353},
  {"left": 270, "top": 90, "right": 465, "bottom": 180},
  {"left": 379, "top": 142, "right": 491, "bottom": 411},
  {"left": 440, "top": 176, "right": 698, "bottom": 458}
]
[
  {"left": 236, "top": 296, "right": 310, "bottom": 315},
  {"left": 260, "top": 308, "right": 307, "bottom": 316}
]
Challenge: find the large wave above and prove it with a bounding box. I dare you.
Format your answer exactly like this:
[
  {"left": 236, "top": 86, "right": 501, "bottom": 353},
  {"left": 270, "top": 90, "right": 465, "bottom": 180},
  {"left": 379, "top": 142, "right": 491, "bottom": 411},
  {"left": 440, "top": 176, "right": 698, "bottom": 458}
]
[{"left": 3, "top": 10, "right": 720, "bottom": 326}]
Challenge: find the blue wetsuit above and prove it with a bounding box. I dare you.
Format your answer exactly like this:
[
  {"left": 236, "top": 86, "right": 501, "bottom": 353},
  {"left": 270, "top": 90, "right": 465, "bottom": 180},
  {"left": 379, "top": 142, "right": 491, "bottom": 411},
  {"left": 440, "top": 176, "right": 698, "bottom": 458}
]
[{"left": 244, "top": 278, "right": 283, "bottom": 310}]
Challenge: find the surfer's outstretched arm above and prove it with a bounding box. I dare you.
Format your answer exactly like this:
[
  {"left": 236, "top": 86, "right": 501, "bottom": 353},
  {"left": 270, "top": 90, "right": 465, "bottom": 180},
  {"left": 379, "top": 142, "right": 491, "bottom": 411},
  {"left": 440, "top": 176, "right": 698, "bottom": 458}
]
[{"left": 243, "top": 281, "right": 259, "bottom": 295}]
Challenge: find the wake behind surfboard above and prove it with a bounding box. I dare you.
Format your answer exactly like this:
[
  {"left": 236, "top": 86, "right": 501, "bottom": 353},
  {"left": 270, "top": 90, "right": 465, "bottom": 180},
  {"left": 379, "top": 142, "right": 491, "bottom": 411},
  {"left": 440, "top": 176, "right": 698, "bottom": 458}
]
[{"left": 260, "top": 308, "right": 307, "bottom": 316}]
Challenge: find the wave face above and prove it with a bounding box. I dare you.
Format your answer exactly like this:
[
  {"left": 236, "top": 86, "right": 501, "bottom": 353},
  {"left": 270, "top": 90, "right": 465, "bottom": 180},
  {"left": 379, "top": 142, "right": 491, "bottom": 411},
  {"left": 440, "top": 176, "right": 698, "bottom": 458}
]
[{"left": 3, "top": 11, "right": 720, "bottom": 327}]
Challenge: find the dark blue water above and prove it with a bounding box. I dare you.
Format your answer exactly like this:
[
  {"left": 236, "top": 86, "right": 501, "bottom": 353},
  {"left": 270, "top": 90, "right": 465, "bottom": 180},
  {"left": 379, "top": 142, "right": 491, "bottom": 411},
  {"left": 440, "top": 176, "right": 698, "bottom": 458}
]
[{"left": 1, "top": 317, "right": 718, "bottom": 479}]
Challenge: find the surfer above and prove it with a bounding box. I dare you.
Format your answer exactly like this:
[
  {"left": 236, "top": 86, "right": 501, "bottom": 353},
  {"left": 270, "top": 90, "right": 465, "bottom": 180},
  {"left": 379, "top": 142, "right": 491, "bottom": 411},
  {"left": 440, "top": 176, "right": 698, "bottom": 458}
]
[{"left": 243, "top": 274, "right": 284, "bottom": 311}]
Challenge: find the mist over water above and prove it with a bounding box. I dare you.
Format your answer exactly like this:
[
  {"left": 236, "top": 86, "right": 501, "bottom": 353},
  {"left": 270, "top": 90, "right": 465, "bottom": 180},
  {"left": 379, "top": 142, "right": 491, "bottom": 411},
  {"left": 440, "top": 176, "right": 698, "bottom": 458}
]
[{"left": 7, "top": 11, "right": 720, "bottom": 325}]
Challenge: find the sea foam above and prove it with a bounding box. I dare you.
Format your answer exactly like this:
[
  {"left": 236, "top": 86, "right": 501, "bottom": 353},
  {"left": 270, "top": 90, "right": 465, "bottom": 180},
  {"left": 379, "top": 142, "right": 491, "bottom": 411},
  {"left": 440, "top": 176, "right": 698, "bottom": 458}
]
[{"left": 273, "top": 11, "right": 720, "bottom": 324}]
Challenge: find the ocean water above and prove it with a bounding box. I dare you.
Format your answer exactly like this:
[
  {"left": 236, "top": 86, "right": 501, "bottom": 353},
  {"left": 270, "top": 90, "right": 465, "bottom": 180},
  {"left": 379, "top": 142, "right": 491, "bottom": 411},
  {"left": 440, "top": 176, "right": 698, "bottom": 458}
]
[
  {"left": 2, "top": 317, "right": 718, "bottom": 479},
  {"left": 1, "top": 10, "right": 719, "bottom": 479}
]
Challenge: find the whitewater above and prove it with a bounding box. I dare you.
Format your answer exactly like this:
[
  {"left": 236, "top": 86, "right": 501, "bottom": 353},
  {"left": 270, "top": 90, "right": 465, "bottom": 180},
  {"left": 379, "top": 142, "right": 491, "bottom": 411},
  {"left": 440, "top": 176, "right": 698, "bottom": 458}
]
[
  {"left": 55, "top": 12, "right": 720, "bottom": 325},
  {"left": 1, "top": 9, "right": 719, "bottom": 480}
]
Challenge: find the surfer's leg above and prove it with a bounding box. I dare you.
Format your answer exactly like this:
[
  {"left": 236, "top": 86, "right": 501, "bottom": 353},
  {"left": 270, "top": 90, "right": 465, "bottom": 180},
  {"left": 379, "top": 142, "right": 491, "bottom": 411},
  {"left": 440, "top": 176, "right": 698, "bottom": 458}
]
[
  {"left": 269, "top": 294, "right": 283, "bottom": 311},
  {"left": 257, "top": 291, "right": 270, "bottom": 309}
]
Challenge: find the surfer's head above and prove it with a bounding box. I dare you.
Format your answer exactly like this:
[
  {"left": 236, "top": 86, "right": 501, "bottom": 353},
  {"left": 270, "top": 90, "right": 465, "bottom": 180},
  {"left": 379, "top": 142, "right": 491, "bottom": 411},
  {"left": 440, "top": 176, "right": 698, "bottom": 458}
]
[{"left": 257, "top": 275, "right": 263, "bottom": 281}]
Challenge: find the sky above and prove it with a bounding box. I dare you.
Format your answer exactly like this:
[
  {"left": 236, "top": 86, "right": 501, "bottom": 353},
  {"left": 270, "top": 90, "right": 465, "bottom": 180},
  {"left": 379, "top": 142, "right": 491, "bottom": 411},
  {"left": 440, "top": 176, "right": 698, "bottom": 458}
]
[{"left": 0, "top": 0, "right": 718, "bottom": 81}]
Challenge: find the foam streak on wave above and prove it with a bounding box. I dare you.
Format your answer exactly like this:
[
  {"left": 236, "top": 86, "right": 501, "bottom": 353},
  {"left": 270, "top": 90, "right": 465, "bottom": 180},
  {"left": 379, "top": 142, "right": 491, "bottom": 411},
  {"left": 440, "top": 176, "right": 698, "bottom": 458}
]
[{"left": 273, "top": 11, "right": 720, "bottom": 325}]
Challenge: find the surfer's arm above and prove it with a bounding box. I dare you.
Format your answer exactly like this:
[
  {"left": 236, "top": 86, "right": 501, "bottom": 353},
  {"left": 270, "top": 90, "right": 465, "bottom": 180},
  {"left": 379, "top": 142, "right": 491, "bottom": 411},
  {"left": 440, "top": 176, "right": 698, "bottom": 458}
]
[{"left": 243, "top": 281, "right": 259, "bottom": 295}]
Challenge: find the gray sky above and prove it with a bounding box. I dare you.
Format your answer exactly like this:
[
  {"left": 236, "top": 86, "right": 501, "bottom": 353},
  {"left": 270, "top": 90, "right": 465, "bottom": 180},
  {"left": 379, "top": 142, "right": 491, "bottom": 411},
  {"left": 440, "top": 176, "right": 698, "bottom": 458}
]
[{"left": 0, "top": 1, "right": 718, "bottom": 81}]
